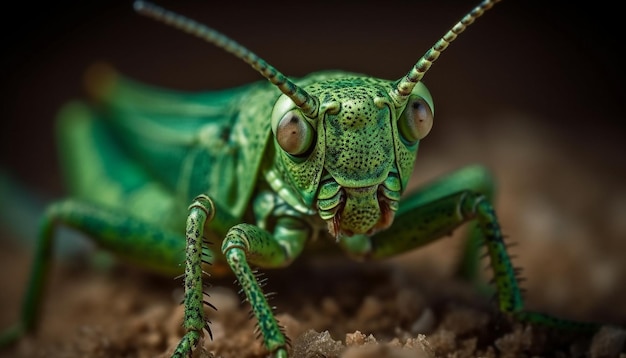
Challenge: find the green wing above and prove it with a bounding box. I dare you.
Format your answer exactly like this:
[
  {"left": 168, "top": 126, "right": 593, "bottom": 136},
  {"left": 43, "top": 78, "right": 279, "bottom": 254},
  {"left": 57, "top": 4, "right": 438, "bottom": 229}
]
[{"left": 84, "top": 64, "right": 277, "bottom": 221}]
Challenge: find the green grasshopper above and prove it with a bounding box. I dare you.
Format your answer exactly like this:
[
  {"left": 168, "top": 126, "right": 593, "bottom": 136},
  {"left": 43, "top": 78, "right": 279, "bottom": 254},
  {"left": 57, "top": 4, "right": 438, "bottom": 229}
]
[{"left": 1, "top": 0, "right": 605, "bottom": 357}]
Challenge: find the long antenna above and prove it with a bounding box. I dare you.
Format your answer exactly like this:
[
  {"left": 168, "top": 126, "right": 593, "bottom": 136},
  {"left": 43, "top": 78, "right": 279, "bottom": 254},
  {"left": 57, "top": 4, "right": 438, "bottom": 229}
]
[
  {"left": 133, "top": 1, "right": 319, "bottom": 117},
  {"left": 391, "top": 0, "right": 501, "bottom": 106}
]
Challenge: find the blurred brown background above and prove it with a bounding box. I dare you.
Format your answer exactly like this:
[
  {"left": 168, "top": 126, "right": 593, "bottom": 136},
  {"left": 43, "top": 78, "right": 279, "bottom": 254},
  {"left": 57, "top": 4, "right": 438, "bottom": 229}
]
[{"left": 0, "top": 0, "right": 624, "bottom": 331}]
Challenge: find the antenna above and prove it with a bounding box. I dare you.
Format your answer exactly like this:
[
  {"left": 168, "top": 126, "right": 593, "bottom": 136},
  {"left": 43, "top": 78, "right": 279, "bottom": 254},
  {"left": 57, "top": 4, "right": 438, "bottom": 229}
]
[
  {"left": 133, "top": 1, "right": 319, "bottom": 117},
  {"left": 391, "top": 0, "right": 501, "bottom": 106}
]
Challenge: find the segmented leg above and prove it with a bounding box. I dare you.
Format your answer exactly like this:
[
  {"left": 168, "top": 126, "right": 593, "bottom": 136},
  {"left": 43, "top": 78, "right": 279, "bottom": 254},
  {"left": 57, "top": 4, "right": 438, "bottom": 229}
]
[
  {"left": 0, "top": 199, "right": 187, "bottom": 347},
  {"left": 172, "top": 195, "right": 216, "bottom": 357},
  {"left": 395, "top": 165, "right": 495, "bottom": 282},
  {"left": 220, "top": 218, "right": 309, "bottom": 358},
  {"left": 369, "top": 166, "right": 600, "bottom": 332},
  {"left": 465, "top": 193, "right": 598, "bottom": 331},
  {"left": 173, "top": 199, "right": 307, "bottom": 358}
]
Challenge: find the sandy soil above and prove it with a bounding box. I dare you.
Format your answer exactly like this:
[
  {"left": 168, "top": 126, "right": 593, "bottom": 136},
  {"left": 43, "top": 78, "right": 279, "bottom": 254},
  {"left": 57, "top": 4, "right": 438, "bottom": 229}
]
[{"left": 0, "top": 249, "right": 623, "bottom": 358}]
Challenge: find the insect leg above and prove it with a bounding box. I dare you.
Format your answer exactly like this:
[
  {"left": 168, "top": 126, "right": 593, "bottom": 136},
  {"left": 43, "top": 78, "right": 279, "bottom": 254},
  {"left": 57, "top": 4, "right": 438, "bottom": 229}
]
[
  {"left": 220, "top": 218, "right": 309, "bottom": 358},
  {"left": 0, "top": 199, "right": 187, "bottom": 347},
  {"left": 397, "top": 165, "right": 495, "bottom": 282},
  {"left": 369, "top": 166, "right": 600, "bottom": 332},
  {"left": 172, "top": 195, "right": 215, "bottom": 357}
]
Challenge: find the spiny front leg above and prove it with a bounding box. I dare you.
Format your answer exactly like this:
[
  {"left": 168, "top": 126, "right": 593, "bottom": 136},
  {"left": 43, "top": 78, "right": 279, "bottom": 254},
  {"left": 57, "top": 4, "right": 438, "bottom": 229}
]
[
  {"left": 172, "top": 195, "right": 216, "bottom": 358},
  {"left": 221, "top": 218, "right": 308, "bottom": 358},
  {"left": 370, "top": 189, "right": 601, "bottom": 332},
  {"left": 223, "top": 239, "right": 285, "bottom": 357},
  {"left": 467, "top": 194, "right": 599, "bottom": 331}
]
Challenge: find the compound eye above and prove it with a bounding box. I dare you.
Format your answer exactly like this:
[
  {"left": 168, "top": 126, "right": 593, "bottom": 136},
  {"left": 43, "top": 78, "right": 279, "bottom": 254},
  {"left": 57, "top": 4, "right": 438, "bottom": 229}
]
[
  {"left": 398, "top": 97, "right": 433, "bottom": 144},
  {"left": 276, "top": 110, "right": 314, "bottom": 156}
]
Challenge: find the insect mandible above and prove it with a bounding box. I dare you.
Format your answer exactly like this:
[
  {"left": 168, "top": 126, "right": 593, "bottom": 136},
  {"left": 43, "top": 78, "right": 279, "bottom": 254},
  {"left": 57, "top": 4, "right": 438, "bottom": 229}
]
[{"left": 0, "top": 0, "right": 608, "bottom": 357}]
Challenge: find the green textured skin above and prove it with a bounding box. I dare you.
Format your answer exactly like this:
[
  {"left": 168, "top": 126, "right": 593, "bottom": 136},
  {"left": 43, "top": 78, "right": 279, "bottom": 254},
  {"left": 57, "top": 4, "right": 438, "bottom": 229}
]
[{"left": 0, "top": 1, "right": 605, "bottom": 357}]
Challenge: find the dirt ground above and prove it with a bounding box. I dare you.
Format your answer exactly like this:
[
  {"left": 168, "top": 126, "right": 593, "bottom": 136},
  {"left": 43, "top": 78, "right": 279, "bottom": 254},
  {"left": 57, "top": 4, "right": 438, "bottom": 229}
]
[
  {"left": 1, "top": 115, "right": 625, "bottom": 358},
  {"left": 1, "top": 2, "right": 625, "bottom": 358}
]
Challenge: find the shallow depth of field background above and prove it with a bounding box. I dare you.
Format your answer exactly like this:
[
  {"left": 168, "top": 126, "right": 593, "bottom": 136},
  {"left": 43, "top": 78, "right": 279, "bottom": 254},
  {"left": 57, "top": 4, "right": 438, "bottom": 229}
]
[{"left": 0, "top": 1, "right": 624, "bottom": 356}]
